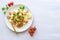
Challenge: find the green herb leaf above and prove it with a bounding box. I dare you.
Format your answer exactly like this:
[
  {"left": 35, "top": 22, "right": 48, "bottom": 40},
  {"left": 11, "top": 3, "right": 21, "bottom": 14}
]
[
  {"left": 6, "top": 5, "right": 9, "bottom": 10},
  {"left": 20, "top": 6, "right": 24, "bottom": 9},
  {"left": 20, "top": 14, "right": 25, "bottom": 21},
  {"left": 2, "top": 7, "right": 5, "bottom": 11},
  {"left": 13, "top": 12, "right": 19, "bottom": 19},
  {"left": 4, "top": 11, "right": 6, "bottom": 14},
  {"left": 21, "top": 16, "right": 24, "bottom": 21},
  {"left": 19, "top": 6, "right": 24, "bottom": 11},
  {"left": 13, "top": 14, "right": 16, "bottom": 18}
]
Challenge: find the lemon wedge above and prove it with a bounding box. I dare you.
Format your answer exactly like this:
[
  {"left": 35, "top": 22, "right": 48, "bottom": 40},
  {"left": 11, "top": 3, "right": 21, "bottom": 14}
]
[{"left": 26, "top": 12, "right": 32, "bottom": 19}]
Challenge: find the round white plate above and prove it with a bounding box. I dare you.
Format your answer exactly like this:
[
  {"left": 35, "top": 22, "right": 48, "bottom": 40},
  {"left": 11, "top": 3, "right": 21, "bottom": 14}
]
[{"left": 5, "top": 4, "right": 33, "bottom": 32}]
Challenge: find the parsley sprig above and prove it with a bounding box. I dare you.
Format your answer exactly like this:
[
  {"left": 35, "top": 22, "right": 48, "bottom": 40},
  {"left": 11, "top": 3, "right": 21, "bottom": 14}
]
[{"left": 2, "top": 5, "right": 9, "bottom": 15}]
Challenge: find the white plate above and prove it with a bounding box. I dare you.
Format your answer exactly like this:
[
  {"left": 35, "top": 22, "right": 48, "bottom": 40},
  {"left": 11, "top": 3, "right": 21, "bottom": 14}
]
[{"left": 5, "top": 4, "right": 33, "bottom": 32}]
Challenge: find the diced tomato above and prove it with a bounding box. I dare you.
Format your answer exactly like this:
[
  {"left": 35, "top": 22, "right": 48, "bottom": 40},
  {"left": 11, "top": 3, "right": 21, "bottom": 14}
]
[
  {"left": 33, "top": 27, "right": 36, "bottom": 31},
  {"left": 8, "top": 2, "right": 14, "bottom": 7},
  {"left": 13, "top": 11, "right": 16, "bottom": 14},
  {"left": 10, "top": 2, "right": 14, "bottom": 5},
  {"left": 29, "top": 33, "right": 33, "bottom": 36},
  {"left": 23, "top": 12, "right": 27, "bottom": 14},
  {"left": 13, "top": 23, "right": 16, "bottom": 25},
  {"left": 24, "top": 20, "right": 28, "bottom": 23},
  {"left": 28, "top": 27, "right": 37, "bottom": 37},
  {"left": 16, "top": 24, "right": 18, "bottom": 27},
  {"left": 8, "top": 3, "right": 11, "bottom": 7},
  {"left": 19, "top": 11, "right": 23, "bottom": 14},
  {"left": 9, "top": 12, "right": 12, "bottom": 15}
]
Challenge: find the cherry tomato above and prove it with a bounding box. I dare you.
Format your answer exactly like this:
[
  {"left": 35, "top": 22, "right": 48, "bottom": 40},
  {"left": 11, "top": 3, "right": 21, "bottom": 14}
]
[{"left": 8, "top": 3, "right": 11, "bottom": 7}]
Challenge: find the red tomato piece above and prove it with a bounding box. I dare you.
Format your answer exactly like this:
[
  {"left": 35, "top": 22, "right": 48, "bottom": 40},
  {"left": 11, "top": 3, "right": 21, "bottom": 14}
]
[
  {"left": 8, "top": 2, "right": 14, "bottom": 7},
  {"left": 28, "top": 27, "right": 37, "bottom": 37},
  {"left": 9, "top": 12, "right": 12, "bottom": 15},
  {"left": 10, "top": 2, "right": 14, "bottom": 5},
  {"left": 8, "top": 3, "right": 11, "bottom": 7}
]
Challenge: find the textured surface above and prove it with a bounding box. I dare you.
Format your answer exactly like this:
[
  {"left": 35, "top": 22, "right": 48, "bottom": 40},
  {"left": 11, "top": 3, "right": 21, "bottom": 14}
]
[{"left": 0, "top": 0, "right": 60, "bottom": 40}]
